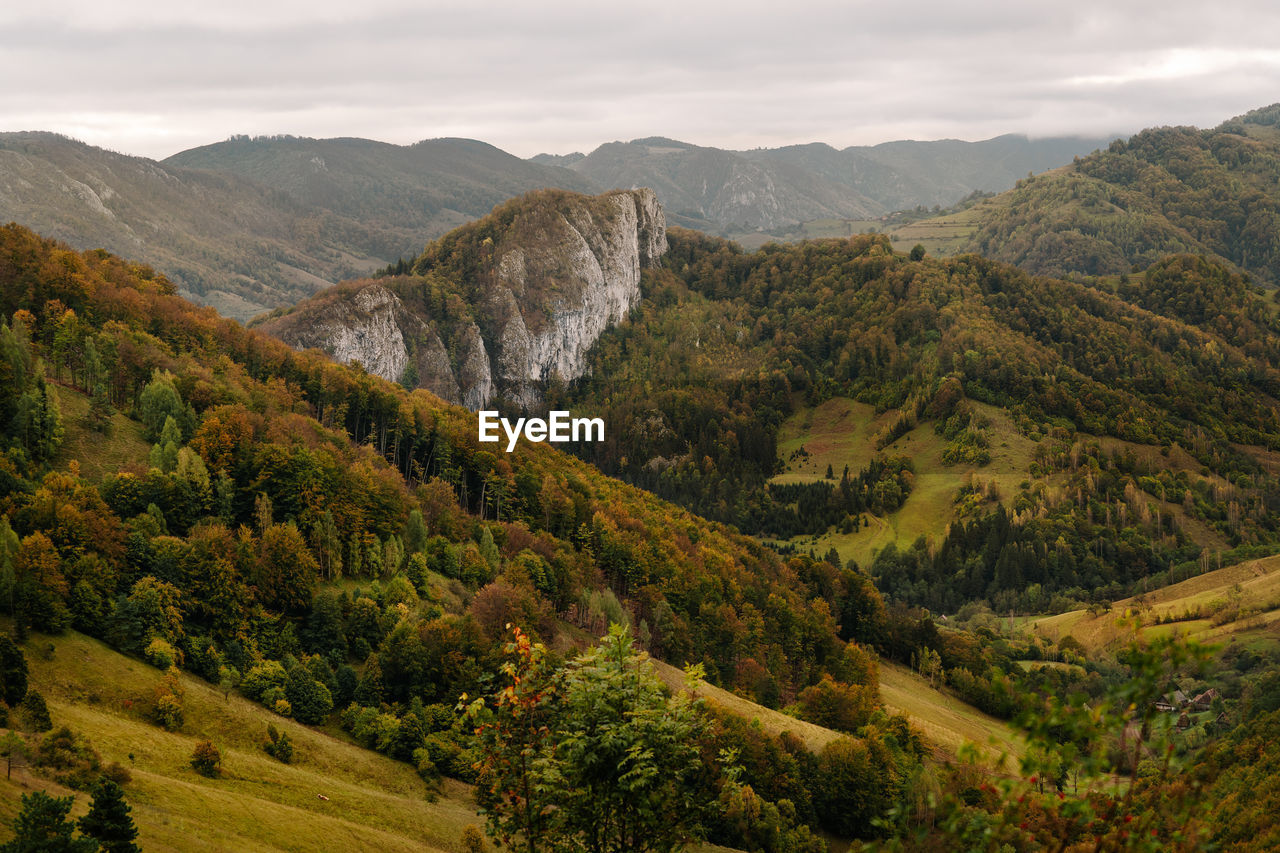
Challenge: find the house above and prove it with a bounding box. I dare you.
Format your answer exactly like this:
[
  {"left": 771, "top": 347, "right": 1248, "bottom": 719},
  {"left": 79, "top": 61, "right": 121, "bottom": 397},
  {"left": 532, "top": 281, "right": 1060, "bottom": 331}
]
[
  {"left": 1191, "top": 688, "right": 1219, "bottom": 711},
  {"left": 1154, "top": 699, "right": 1177, "bottom": 713}
]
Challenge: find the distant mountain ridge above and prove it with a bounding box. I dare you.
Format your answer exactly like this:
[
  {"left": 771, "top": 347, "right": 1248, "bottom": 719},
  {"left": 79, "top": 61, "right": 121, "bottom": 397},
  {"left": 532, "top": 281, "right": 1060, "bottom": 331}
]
[
  {"left": 534, "top": 133, "right": 1115, "bottom": 232},
  {"left": 0, "top": 132, "right": 593, "bottom": 321},
  {"left": 2, "top": 128, "right": 1110, "bottom": 323}
]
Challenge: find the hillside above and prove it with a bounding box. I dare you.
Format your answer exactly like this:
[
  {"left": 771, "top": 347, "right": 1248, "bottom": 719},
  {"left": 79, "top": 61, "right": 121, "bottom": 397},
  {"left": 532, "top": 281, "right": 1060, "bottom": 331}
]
[
  {"left": 537, "top": 133, "right": 1112, "bottom": 237},
  {"left": 0, "top": 133, "right": 591, "bottom": 322},
  {"left": 560, "top": 227, "right": 1280, "bottom": 617},
  {"left": 1024, "top": 554, "right": 1280, "bottom": 654},
  {"left": 257, "top": 187, "right": 666, "bottom": 409},
  {"left": 5, "top": 193, "right": 1280, "bottom": 848},
  {"left": 3, "top": 629, "right": 471, "bottom": 853},
  {"left": 0, "top": 222, "right": 930, "bottom": 848},
  {"left": 927, "top": 104, "right": 1280, "bottom": 284}
]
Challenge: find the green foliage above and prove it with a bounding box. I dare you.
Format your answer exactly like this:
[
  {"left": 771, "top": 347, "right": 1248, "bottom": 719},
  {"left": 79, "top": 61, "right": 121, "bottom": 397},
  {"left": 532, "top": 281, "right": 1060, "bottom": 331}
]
[
  {"left": 263, "top": 723, "right": 294, "bottom": 764},
  {"left": 467, "top": 625, "right": 711, "bottom": 853},
  {"left": 0, "top": 790, "right": 97, "bottom": 853},
  {"left": 284, "top": 663, "right": 334, "bottom": 725},
  {"left": 0, "top": 632, "right": 29, "bottom": 706},
  {"left": 137, "top": 370, "right": 192, "bottom": 442},
  {"left": 20, "top": 689, "right": 53, "bottom": 733},
  {"left": 967, "top": 122, "right": 1280, "bottom": 284},
  {"left": 79, "top": 778, "right": 141, "bottom": 853}
]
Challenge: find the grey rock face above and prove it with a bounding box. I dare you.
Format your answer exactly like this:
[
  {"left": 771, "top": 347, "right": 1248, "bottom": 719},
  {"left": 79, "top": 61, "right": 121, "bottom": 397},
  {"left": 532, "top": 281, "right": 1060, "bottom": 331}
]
[{"left": 264, "top": 188, "right": 666, "bottom": 410}]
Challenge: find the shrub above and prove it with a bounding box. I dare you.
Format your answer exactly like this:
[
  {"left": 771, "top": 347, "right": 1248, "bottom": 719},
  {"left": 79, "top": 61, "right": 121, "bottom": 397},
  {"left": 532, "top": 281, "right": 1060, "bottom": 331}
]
[
  {"left": 144, "top": 638, "right": 177, "bottom": 670},
  {"left": 190, "top": 740, "right": 221, "bottom": 777},
  {"left": 263, "top": 724, "right": 294, "bottom": 764}
]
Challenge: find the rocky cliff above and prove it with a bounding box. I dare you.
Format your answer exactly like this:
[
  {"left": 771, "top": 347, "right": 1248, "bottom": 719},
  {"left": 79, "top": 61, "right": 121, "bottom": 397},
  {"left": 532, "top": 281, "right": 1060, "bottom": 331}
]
[{"left": 259, "top": 187, "right": 666, "bottom": 409}]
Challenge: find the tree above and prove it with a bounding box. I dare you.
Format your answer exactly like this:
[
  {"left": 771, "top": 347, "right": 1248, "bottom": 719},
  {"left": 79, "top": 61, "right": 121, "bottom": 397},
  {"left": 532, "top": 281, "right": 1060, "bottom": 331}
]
[
  {"left": 79, "top": 778, "right": 141, "bottom": 853},
  {"left": 190, "top": 740, "right": 221, "bottom": 777},
  {"left": 0, "top": 790, "right": 97, "bottom": 853},
  {"left": 263, "top": 724, "right": 294, "bottom": 764},
  {"left": 137, "top": 370, "right": 191, "bottom": 442},
  {"left": 0, "top": 632, "right": 28, "bottom": 707},
  {"left": 284, "top": 665, "right": 333, "bottom": 725},
  {"left": 467, "top": 625, "right": 711, "bottom": 853},
  {"left": 1, "top": 730, "right": 27, "bottom": 780},
  {"left": 20, "top": 690, "right": 53, "bottom": 733}
]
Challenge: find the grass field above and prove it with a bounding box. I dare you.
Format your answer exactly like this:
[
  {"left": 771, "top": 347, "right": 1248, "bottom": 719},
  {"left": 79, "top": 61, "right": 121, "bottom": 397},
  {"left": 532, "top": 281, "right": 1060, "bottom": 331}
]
[
  {"left": 651, "top": 659, "right": 843, "bottom": 753},
  {"left": 878, "top": 662, "right": 1025, "bottom": 769},
  {"left": 51, "top": 384, "right": 152, "bottom": 483},
  {"left": 0, "top": 631, "right": 781, "bottom": 852},
  {"left": 774, "top": 398, "right": 1038, "bottom": 568},
  {"left": 1025, "top": 554, "right": 1280, "bottom": 654},
  {"left": 883, "top": 201, "right": 1000, "bottom": 257},
  {"left": 652, "top": 656, "right": 1022, "bottom": 771},
  {"left": 4, "top": 630, "right": 479, "bottom": 852}
]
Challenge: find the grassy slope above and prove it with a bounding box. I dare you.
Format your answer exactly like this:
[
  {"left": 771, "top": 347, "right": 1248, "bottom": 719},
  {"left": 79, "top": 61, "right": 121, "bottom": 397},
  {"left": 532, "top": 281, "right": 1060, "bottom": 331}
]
[
  {"left": 1024, "top": 554, "right": 1280, "bottom": 654},
  {"left": 651, "top": 659, "right": 842, "bottom": 753},
  {"left": 2, "top": 630, "right": 757, "bottom": 852},
  {"left": 883, "top": 199, "right": 1003, "bottom": 258},
  {"left": 3, "top": 630, "right": 477, "bottom": 852},
  {"left": 652, "top": 656, "right": 1024, "bottom": 771},
  {"left": 877, "top": 662, "right": 1024, "bottom": 769},
  {"left": 773, "top": 398, "right": 1037, "bottom": 568},
  {"left": 50, "top": 385, "right": 152, "bottom": 482}
]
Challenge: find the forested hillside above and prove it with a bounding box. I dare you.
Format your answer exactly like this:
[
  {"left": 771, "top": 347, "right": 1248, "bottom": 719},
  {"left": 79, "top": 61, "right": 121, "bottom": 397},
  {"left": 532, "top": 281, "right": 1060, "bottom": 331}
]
[
  {"left": 549, "top": 228, "right": 1280, "bottom": 616},
  {"left": 3, "top": 216, "right": 1280, "bottom": 849},
  {"left": 958, "top": 104, "right": 1280, "bottom": 283}
]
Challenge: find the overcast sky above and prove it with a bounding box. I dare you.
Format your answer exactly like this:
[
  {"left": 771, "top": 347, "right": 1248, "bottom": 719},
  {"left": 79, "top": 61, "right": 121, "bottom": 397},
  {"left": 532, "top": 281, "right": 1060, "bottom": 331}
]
[{"left": 3, "top": 0, "right": 1279, "bottom": 160}]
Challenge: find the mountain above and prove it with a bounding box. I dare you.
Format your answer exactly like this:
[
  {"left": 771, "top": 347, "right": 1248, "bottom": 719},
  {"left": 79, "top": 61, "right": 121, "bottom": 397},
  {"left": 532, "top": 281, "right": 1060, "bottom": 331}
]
[
  {"left": 4, "top": 185, "right": 1280, "bottom": 849},
  {"left": 538, "top": 137, "right": 882, "bottom": 231},
  {"left": 750, "top": 133, "right": 1117, "bottom": 213},
  {"left": 535, "top": 133, "right": 1113, "bottom": 234},
  {"left": 944, "top": 104, "right": 1280, "bottom": 283},
  {"left": 256, "top": 187, "right": 666, "bottom": 408},
  {"left": 0, "top": 133, "right": 593, "bottom": 322},
  {"left": 165, "top": 135, "right": 597, "bottom": 255}
]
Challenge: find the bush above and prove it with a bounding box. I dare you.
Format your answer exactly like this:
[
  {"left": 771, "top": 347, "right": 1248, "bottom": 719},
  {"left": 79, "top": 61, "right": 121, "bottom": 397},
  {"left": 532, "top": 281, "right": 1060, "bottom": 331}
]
[
  {"left": 190, "top": 740, "right": 221, "bottom": 777},
  {"left": 263, "top": 724, "right": 293, "bottom": 764},
  {"left": 144, "top": 638, "right": 177, "bottom": 670},
  {"left": 20, "top": 689, "right": 53, "bottom": 732}
]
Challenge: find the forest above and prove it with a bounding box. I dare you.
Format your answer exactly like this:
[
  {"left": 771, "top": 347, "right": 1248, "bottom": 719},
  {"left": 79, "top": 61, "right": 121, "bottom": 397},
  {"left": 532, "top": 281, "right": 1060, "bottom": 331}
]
[{"left": 2, "top": 203, "right": 1280, "bottom": 851}]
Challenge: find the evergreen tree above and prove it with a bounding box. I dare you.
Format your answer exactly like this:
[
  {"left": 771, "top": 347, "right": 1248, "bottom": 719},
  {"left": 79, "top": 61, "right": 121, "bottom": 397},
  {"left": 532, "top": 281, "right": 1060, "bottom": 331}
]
[
  {"left": 0, "top": 791, "right": 96, "bottom": 853},
  {"left": 467, "top": 625, "right": 710, "bottom": 853},
  {"left": 0, "top": 631, "right": 27, "bottom": 706},
  {"left": 403, "top": 509, "right": 428, "bottom": 556},
  {"left": 79, "top": 778, "right": 141, "bottom": 853}
]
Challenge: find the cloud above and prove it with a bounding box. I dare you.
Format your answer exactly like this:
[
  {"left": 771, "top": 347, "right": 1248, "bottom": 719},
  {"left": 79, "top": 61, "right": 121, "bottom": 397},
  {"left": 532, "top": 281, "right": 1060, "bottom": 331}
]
[{"left": 2, "top": 0, "right": 1278, "bottom": 159}]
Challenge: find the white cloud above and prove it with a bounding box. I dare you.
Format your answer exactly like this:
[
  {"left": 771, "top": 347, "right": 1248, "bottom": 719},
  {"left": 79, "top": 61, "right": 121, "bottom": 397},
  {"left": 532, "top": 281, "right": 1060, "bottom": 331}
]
[{"left": 2, "top": 0, "right": 1278, "bottom": 159}]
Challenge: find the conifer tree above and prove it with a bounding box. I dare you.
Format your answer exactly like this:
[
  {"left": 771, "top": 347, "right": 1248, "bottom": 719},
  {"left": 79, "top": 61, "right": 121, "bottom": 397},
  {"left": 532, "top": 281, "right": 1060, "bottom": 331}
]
[
  {"left": 79, "top": 778, "right": 141, "bottom": 853},
  {"left": 1, "top": 791, "right": 96, "bottom": 853}
]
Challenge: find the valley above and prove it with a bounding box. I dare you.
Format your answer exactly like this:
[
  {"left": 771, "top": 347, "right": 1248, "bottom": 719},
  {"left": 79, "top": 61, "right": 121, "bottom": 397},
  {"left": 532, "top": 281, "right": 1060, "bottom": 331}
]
[{"left": 3, "top": 104, "right": 1280, "bottom": 851}]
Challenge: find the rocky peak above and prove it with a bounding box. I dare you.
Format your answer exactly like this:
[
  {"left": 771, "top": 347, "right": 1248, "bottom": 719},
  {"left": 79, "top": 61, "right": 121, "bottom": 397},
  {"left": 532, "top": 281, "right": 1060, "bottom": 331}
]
[{"left": 260, "top": 187, "right": 667, "bottom": 409}]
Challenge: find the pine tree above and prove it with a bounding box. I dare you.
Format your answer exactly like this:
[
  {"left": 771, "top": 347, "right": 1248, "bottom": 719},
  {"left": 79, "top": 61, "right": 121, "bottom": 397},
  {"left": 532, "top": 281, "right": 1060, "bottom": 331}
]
[
  {"left": 79, "top": 778, "right": 141, "bottom": 853},
  {"left": 1, "top": 791, "right": 96, "bottom": 853}
]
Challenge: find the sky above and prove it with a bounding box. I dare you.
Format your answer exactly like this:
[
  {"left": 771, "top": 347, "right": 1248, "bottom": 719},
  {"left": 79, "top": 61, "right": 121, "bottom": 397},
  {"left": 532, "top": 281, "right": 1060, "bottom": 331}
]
[{"left": 3, "top": 0, "right": 1279, "bottom": 161}]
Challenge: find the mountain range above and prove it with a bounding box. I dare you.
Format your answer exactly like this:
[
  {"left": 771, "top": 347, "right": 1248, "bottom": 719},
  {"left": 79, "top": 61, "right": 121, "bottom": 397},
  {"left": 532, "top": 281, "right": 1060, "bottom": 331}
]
[
  {"left": 536, "top": 133, "right": 1114, "bottom": 231},
  {"left": 1, "top": 130, "right": 1109, "bottom": 322}
]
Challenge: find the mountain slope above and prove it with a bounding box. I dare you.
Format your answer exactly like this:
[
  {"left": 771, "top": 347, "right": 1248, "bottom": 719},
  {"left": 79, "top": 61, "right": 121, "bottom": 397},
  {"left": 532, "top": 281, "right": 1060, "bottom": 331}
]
[
  {"left": 950, "top": 104, "right": 1280, "bottom": 283},
  {"left": 257, "top": 187, "right": 666, "bottom": 408},
  {"left": 0, "top": 133, "right": 594, "bottom": 322},
  {"left": 538, "top": 133, "right": 1112, "bottom": 234},
  {"left": 166, "top": 135, "right": 598, "bottom": 252}
]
